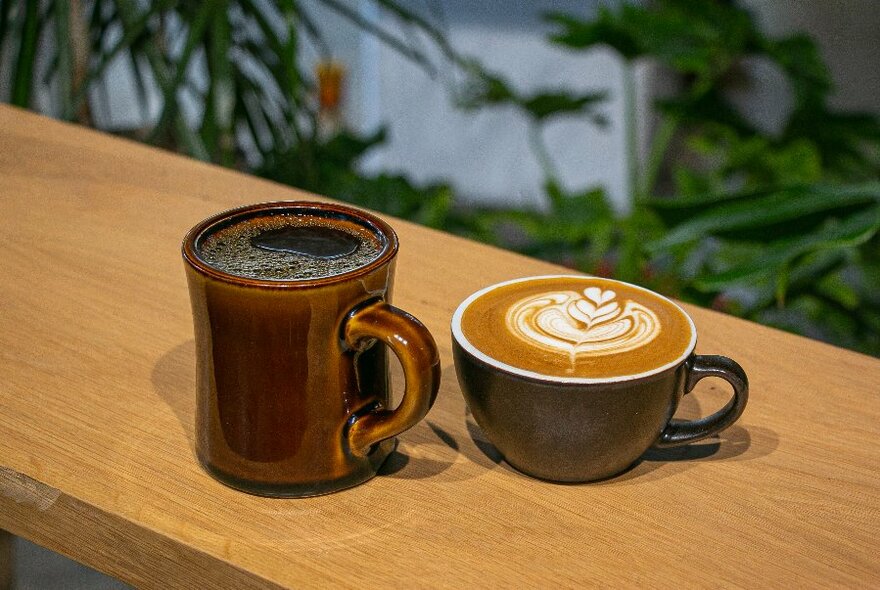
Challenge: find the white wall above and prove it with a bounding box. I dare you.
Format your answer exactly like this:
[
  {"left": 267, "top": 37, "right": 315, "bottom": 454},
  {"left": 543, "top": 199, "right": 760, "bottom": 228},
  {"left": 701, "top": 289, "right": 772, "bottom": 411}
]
[
  {"left": 726, "top": 1, "right": 880, "bottom": 136},
  {"left": 744, "top": 0, "right": 880, "bottom": 115},
  {"left": 348, "top": 1, "right": 633, "bottom": 212},
  {"left": 365, "top": 30, "right": 631, "bottom": 212}
]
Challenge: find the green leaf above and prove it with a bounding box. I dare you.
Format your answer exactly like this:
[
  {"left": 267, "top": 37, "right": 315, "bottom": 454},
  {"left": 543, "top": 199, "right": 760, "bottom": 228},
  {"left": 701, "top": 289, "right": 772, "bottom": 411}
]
[
  {"left": 315, "top": 0, "right": 438, "bottom": 76},
  {"left": 147, "top": 2, "right": 212, "bottom": 144},
  {"left": 53, "top": 0, "right": 74, "bottom": 120},
  {"left": 549, "top": 0, "right": 758, "bottom": 79},
  {"left": 460, "top": 69, "right": 607, "bottom": 124},
  {"left": 295, "top": 2, "right": 331, "bottom": 58},
  {"left": 546, "top": 8, "right": 641, "bottom": 59},
  {"left": 774, "top": 263, "right": 791, "bottom": 306},
  {"left": 657, "top": 92, "right": 752, "bottom": 134},
  {"left": 709, "top": 249, "right": 848, "bottom": 314},
  {"left": 374, "top": 0, "right": 463, "bottom": 66},
  {"left": 763, "top": 34, "right": 832, "bottom": 107},
  {"left": 459, "top": 70, "right": 517, "bottom": 109},
  {"left": 693, "top": 206, "right": 880, "bottom": 291},
  {"left": 10, "top": 0, "right": 40, "bottom": 107},
  {"left": 672, "top": 166, "right": 719, "bottom": 198},
  {"left": 208, "top": 3, "right": 235, "bottom": 166},
  {"left": 320, "top": 128, "right": 386, "bottom": 168},
  {"left": 648, "top": 183, "right": 880, "bottom": 250},
  {"left": 127, "top": 51, "right": 154, "bottom": 124},
  {"left": 785, "top": 105, "right": 880, "bottom": 180},
  {"left": 522, "top": 91, "right": 607, "bottom": 122},
  {"left": 114, "top": 0, "right": 209, "bottom": 160},
  {"left": 73, "top": 2, "right": 161, "bottom": 111},
  {"left": 173, "top": 115, "right": 211, "bottom": 161},
  {"left": 0, "top": 0, "right": 14, "bottom": 65},
  {"left": 816, "top": 271, "right": 860, "bottom": 310},
  {"left": 764, "top": 140, "right": 823, "bottom": 185},
  {"left": 755, "top": 294, "right": 860, "bottom": 349}
]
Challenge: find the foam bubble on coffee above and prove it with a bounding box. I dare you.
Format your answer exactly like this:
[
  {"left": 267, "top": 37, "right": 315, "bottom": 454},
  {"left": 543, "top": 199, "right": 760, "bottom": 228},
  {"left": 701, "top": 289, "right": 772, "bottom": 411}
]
[{"left": 198, "top": 214, "right": 382, "bottom": 281}]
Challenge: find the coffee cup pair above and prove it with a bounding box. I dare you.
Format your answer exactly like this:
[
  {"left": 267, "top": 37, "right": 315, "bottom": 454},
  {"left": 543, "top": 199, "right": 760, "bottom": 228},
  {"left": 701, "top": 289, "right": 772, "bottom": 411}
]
[{"left": 183, "top": 201, "right": 748, "bottom": 496}]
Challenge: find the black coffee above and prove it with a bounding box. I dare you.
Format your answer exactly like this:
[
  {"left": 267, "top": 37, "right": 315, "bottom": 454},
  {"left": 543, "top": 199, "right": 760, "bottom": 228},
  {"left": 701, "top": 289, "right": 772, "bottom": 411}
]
[
  {"left": 198, "top": 214, "right": 382, "bottom": 280},
  {"left": 251, "top": 226, "right": 361, "bottom": 258}
]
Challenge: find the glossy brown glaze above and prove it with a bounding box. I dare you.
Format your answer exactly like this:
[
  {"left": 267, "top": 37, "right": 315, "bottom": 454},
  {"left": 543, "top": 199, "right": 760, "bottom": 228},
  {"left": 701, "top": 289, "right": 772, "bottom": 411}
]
[{"left": 183, "top": 201, "right": 441, "bottom": 497}]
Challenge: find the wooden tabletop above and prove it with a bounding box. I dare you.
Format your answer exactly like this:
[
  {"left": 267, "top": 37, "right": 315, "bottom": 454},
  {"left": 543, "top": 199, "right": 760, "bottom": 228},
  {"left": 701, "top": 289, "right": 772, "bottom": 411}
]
[{"left": 0, "top": 105, "right": 878, "bottom": 588}]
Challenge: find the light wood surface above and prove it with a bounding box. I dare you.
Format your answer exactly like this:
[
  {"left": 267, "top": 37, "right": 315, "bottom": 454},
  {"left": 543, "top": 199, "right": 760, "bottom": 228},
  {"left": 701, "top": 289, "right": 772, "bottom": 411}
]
[{"left": 0, "top": 105, "right": 878, "bottom": 588}]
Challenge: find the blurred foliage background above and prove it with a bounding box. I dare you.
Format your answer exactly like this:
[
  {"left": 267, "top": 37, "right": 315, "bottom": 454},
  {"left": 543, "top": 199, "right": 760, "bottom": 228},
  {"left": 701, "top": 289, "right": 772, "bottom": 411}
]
[{"left": 2, "top": 0, "right": 878, "bottom": 355}]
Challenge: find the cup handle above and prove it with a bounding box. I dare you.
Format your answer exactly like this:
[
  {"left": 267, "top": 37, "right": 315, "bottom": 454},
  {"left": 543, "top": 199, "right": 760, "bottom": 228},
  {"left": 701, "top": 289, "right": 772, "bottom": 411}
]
[
  {"left": 654, "top": 355, "right": 749, "bottom": 448},
  {"left": 343, "top": 299, "right": 441, "bottom": 456}
]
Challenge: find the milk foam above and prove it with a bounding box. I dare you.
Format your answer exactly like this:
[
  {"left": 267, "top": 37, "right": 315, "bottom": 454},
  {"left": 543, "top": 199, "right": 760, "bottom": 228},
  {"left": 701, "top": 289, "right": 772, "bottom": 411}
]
[{"left": 506, "top": 287, "right": 660, "bottom": 365}]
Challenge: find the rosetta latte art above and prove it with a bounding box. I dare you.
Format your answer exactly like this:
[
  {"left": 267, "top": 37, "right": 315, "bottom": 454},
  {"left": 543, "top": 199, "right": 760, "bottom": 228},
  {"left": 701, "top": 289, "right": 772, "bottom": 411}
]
[{"left": 506, "top": 287, "right": 661, "bottom": 362}]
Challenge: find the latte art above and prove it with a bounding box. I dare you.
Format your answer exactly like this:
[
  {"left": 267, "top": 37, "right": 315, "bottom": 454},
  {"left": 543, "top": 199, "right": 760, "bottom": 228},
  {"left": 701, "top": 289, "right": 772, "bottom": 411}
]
[
  {"left": 506, "top": 287, "right": 660, "bottom": 362},
  {"left": 455, "top": 275, "right": 695, "bottom": 380}
]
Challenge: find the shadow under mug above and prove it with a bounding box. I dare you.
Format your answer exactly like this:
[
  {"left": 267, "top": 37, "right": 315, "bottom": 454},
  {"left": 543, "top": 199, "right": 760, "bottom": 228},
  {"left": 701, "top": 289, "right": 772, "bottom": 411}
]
[
  {"left": 451, "top": 276, "right": 749, "bottom": 483},
  {"left": 182, "top": 201, "right": 441, "bottom": 497}
]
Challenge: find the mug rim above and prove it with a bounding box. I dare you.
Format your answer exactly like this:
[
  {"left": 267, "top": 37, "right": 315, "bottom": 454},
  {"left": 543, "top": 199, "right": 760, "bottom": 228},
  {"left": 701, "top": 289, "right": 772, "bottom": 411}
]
[
  {"left": 450, "top": 275, "right": 698, "bottom": 384},
  {"left": 182, "top": 200, "right": 399, "bottom": 288}
]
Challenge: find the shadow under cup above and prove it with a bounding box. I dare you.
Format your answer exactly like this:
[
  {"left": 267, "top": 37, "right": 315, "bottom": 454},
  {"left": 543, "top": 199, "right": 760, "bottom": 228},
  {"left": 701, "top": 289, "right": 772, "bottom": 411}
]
[
  {"left": 451, "top": 276, "right": 749, "bottom": 483},
  {"left": 182, "top": 201, "right": 440, "bottom": 497}
]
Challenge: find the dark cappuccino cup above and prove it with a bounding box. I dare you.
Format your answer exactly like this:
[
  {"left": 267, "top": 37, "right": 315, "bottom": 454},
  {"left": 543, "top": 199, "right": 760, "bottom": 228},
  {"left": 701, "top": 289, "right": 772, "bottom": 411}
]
[
  {"left": 183, "top": 201, "right": 440, "bottom": 497},
  {"left": 451, "top": 275, "right": 748, "bottom": 483}
]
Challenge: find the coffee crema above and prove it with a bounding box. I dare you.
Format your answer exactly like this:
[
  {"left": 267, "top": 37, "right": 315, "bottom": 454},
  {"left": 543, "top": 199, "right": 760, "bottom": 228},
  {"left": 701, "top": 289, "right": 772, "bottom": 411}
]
[
  {"left": 454, "top": 276, "right": 695, "bottom": 380},
  {"left": 197, "top": 213, "right": 382, "bottom": 281}
]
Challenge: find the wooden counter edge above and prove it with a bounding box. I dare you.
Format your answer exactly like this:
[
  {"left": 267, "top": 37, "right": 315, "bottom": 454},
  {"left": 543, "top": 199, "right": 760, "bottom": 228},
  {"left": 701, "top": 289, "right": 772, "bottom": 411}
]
[{"left": 0, "top": 468, "right": 282, "bottom": 590}]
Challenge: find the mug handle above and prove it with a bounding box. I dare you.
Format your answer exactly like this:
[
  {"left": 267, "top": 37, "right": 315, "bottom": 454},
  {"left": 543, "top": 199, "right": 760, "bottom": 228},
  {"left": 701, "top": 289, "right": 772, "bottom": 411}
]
[
  {"left": 654, "top": 355, "right": 749, "bottom": 448},
  {"left": 343, "top": 299, "right": 441, "bottom": 456}
]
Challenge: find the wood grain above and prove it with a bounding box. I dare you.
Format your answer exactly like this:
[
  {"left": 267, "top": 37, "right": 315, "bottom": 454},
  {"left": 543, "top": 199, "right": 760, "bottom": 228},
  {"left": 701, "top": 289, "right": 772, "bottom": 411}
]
[{"left": 0, "top": 105, "right": 878, "bottom": 588}]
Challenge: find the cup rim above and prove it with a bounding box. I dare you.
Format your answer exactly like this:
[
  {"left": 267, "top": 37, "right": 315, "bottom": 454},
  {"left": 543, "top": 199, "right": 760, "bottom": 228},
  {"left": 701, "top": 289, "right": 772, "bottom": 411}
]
[
  {"left": 451, "top": 275, "right": 698, "bottom": 384},
  {"left": 182, "top": 200, "right": 399, "bottom": 288}
]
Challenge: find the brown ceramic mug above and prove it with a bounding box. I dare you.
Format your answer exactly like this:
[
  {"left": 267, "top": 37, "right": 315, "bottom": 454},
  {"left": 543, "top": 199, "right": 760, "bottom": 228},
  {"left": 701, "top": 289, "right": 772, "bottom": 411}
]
[{"left": 182, "top": 201, "right": 440, "bottom": 497}]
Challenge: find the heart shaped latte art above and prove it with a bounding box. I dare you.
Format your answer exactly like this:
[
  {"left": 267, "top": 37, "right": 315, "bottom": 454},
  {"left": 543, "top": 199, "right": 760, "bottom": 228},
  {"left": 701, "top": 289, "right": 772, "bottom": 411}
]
[{"left": 505, "top": 287, "right": 661, "bottom": 358}]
